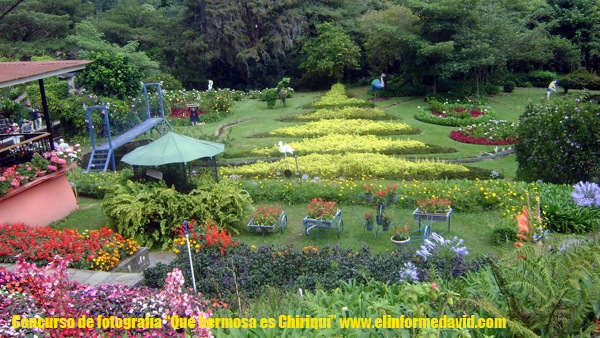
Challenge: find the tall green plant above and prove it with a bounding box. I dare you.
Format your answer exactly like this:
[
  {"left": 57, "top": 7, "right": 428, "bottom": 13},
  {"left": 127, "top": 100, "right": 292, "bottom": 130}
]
[{"left": 464, "top": 241, "right": 600, "bottom": 337}]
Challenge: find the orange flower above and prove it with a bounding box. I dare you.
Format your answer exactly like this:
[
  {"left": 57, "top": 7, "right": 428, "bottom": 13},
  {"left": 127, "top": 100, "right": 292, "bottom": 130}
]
[
  {"left": 516, "top": 210, "right": 529, "bottom": 234},
  {"left": 516, "top": 234, "right": 528, "bottom": 240},
  {"left": 514, "top": 242, "right": 523, "bottom": 248}
]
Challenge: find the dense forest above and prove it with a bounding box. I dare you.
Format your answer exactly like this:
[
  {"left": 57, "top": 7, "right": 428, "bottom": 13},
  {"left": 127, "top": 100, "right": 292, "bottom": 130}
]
[{"left": 1, "top": 0, "right": 598, "bottom": 92}]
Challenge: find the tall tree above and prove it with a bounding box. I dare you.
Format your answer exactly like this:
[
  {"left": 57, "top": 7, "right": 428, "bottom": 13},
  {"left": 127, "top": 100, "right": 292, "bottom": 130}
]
[{"left": 299, "top": 22, "right": 361, "bottom": 86}]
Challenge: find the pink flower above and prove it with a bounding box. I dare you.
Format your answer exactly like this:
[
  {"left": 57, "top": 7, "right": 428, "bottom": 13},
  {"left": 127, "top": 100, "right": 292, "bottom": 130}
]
[
  {"left": 432, "top": 282, "right": 438, "bottom": 290},
  {"left": 48, "top": 165, "right": 57, "bottom": 171}
]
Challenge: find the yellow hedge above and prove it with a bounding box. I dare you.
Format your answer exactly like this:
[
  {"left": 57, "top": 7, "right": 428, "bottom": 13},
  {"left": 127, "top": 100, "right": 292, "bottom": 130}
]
[{"left": 270, "top": 119, "right": 412, "bottom": 137}]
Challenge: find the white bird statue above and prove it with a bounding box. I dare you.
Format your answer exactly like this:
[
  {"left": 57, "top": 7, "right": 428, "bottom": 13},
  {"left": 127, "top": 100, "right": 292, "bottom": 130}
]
[
  {"left": 278, "top": 141, "right": 294, "bottom": 157},
  {"left": 56, "top": 138, "right": 70, "bottom": 151}
]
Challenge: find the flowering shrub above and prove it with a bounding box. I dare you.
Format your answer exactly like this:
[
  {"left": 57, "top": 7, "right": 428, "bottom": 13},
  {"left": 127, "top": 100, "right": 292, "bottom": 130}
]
[
  {"left": 43, "top": 145, "right": 80, "bottom": 172},
  {"left": 416, "top": 197, "right": 452, "bottom": 213},
  {"left": 387, "top": 183, "right": 398, "bottom": 195},
  {"left": 306, "top": 198, "right": 338, "bottom": 221},
  {"left": 0, "top": 256, "right": 220, "bottom": 338},
  {"left": 364, "top": 212, "right": 375, "bottom": 223},
  {"left": 363, "top": 182, "right": 374, "bottom": 195},
  {"left": 0, "top": 224, "right": 139, "bottom": 271},
  {"left": 451, "top": 120, "right": 519, "bottom": 145},
  {"left": 251, "top": 205, "right": 282, "bottom": 225},
  {"left": 173, "top": 220, "right": 238, "bottom": 256},
  {"left": 251, "top": 134, "right": 428, "bottom": 157},
  {"left": 269, "top": 119, "right": 413, "bottom": 137},
  {"left": 515, "top": 95, "right": 600, "bottom": 183}
]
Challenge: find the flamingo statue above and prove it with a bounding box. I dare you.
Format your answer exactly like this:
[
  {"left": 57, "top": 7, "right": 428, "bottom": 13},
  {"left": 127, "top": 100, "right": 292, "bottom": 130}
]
[
  {"left": 278, "top": 141, "right": 295, "bottom": 158},
  {"left": 370, "top": 73, "right": 386, "bottom": 100}
]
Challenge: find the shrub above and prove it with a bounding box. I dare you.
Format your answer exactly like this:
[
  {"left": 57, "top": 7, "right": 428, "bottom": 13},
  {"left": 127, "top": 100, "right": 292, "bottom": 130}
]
[
  {"left": 482, "top": 84, "right": 501, "bottom": 96},
  {"left": 310, "top": 84, "right": 375, "bottom": 108},
  {"left": 144, "top": 72, "right": 183, "bottom": 90},
  {"left": 503, "top": 81, "right": 516, "bottom": 93},
  {"left": 102, "top": 178, "right": 253, "bottom": 249},
  {"left": 263, "top": 88, "right": 279, "bottom": 108},
  {"left": 78, "top": 51, "right": 143, "bottom": 99},
  {"left": 538, "top": 184, "right": 600, "bottom": 233},
  {"left": 558, "top": 68, "right": 600, "bottom": 92},
  {"left": 491, "top": 223, "right": 517, "bottom": 244},
  {"left": 515, "top": 96, "right": 600, "bottom": 183},
  {"left": 144, "top": 242, "right": 486, "bottom": 304},
  {"left": 528, "top": 70, "right": 559, "bottom": 87}
]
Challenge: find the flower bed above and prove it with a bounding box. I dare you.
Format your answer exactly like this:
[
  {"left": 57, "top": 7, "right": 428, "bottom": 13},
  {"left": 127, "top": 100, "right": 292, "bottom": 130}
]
[
  {"left": 450, "top": 120, "right": 519, "bottom": 145},
  {"left": 0, "top": 224, "right": 139, "bottom": 271},
  {"left": 0, "top": 256, "right": 223, "bottom": 338},
  {"left": 415, "top": 107, "right": 498, "bottom": 127},
  {"left": 285, "top": 106, "right": 388, "bottom": 121},
  {"left": 251, "top": 134, "right": 428, "bottom": 157},
  {"left": 268, "top": 119, "right": 415, "bottom": 137},
  {"left": 309, "top": 84, "right": 375, "bottom": 108},
  {"left": 222, "top": 153, "right": 469, "bottom": 180}
]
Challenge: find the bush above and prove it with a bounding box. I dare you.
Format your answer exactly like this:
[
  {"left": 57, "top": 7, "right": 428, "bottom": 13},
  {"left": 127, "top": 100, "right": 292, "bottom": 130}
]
[
  {"left": 491, "top": 223, "right": 517, "bottom": 244},
  {"left": 527, "top": 70, "right": 559, "bottom": 87},
  {"left": 558, "top": 68, "right": 600, "bottom": 92},
  {"left": 482, "top": 84, "right": 501, "bottom": 96},
  {"left": 78, "top": 51, "right": 143, "bottom": 99},
  {"left": 515, "top": 96, "right": 600, "bottom": 184},
  {"left": 415, "top": 107, "right": 498, "bottom": 127},
  {"left": 144, "top": 73, "right": 183, "bottom": 90},
  {"left": 144, "top": 243, "right": 486, "bottom": 304},
  {"left": 503, "top": 81, "right": 516, "bottom": 93},
  {"left": 538, "top": 184, "right": 600, "bottom": 233},
  {"left": 101, "top": 178, "right": 253, "bottom": 249},
  {"left": 263, "top": 88, "right": 279, "bottom": 108}
]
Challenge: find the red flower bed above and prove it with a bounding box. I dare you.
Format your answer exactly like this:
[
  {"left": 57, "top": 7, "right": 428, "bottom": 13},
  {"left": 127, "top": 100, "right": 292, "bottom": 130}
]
[
  {"left": 450, "top": 130, "right": 519, "bottom": 145},
  {"left": 432, "top": 108, "right": 485, "bottom": 118},
  {"left": 0, "top": 224, "right": 139, "bottom": 270},
  {"left": 173, "top": 220, "right": 238, "bottom": 256},
  {"left": 170, "top": 107, "right": 190, "bottom": 118}
]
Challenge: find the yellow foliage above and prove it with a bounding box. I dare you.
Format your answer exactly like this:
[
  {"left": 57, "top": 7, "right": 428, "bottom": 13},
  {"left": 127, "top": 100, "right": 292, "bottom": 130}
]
[
  {"left": 222, "top": 153, "right": 469, "bottom": 178},
  {"left": 270, "top": 119, "right": 412, "bottom": 137},
  {"left": 252, "top": 134, "right": 427, "bottom": 156},
  {"left": 297, "top": 106, "right": 387, "bottom": 120}
]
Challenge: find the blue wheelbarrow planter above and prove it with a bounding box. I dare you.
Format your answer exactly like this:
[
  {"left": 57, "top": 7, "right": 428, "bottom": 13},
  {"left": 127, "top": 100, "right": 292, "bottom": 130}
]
[
  {"left": 247, "top": 211, "right": 287, "bottom": 236},
  {"left": 303, "top": 209, "right": 343, "bottom": 244}
]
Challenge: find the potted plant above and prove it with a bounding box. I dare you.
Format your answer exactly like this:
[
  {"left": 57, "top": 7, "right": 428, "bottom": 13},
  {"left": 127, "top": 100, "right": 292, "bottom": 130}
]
[
  {"left": 31, "top": 153, "right": 50, "bottom": 176},
  {"left": 363, "top": 183, "right": 374, "bottom": 202},
  {"left": 414, "top": 197, "right": 453, "bottom": 221},
  {"left": 374, "top": 189, "right": 388, "bottom": 207},
  {"left": 364, "top": 212, "right": 375, "bottom": 231},
  {"left": 305, "top": 198, "right": 338, "bottom": 221},
  {"left": 391, "top": 224, "right": 410, "bottom": 245},
  {"left": 249, "top": 205, "right": 283, "bottom": 232},
  {"left": 380, "top": 213, "right": 392, "bottom": 231},
  {"left": 387, "top": 183, "right": 398, "bottom": 204}
]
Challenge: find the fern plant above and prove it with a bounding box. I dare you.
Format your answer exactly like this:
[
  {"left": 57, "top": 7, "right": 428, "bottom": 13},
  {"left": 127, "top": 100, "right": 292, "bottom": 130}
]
[{"left": 464, "top": 240, "right": 600, "bottom": 337}]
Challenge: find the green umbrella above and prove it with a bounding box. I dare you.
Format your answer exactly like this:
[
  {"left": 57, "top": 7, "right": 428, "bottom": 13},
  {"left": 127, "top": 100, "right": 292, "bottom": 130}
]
[{"left": 121, "top": 132, "right": 224, "bottom": 166}]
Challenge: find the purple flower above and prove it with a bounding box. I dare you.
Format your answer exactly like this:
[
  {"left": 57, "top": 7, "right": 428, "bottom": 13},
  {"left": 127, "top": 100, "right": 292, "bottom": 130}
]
[
  {"left": 571, "top": 181, "right": 600, "bottom": 207},
  {"left": 399, "top": 262, "right": 419, "bottom": 283}
]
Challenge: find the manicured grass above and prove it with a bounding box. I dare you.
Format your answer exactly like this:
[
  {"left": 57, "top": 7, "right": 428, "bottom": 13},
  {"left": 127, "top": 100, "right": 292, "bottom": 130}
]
[{"left": 49, "top": 197, "right": 109, "bottom": 232}]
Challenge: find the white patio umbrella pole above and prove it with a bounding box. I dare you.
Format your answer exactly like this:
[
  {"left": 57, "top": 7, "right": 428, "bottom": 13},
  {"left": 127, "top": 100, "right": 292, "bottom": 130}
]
[{"left": 183, "top": 220, "right": 197, "bottom": 293}]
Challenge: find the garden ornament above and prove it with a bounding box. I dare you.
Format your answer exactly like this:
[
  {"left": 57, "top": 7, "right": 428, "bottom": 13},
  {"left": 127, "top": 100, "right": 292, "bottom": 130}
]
[
  {"left": 278, "top": 141, "right": 294, "bottom": 158},
  {"left": 208, "top": 80, "right": 213, "bottom": 91},
  {"left": 547, "top": 79, "right": 558, "bottom": 100},
  {"left": 370, "top": 73, "right": 386, "bottom": 99}
]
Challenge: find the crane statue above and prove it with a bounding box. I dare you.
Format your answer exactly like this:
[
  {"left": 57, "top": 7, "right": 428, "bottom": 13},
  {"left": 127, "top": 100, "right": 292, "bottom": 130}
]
[
  {"left": 278, "top": 141, "right": 294, "bottom": 158},
  {"left": 370, "top": 73, "right": 386, "bottom": 100}
]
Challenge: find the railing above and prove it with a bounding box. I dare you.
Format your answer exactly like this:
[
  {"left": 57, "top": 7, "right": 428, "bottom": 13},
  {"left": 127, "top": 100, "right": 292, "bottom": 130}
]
[{"left": 0, "top": 133, "right": 53, "bottom": 169}]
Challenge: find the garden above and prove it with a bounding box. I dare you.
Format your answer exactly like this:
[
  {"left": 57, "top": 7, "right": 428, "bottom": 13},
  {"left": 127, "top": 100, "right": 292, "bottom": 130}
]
[{"left": 2, "top": 81, "right": 600, "bottom": 338}]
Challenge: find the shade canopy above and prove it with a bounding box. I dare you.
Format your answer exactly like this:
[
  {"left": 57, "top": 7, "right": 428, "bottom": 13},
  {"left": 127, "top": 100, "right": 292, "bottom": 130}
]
[{"left": 121, "top": 132, "right": 224, "bottom": 166}]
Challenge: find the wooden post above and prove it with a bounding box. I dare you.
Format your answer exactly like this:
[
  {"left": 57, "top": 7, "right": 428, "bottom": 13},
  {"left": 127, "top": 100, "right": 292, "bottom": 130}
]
[{"left": 38, "top": 79, "right": 55, "bottom": 150}]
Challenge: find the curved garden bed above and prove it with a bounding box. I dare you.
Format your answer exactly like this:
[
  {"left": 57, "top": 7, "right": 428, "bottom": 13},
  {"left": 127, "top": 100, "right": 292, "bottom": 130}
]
[
  {"left": 414, "top": 108, "right": 497, "bottom": 126},
  {"left": 450, "top": 120, "right": 519, "bottom": 145}
]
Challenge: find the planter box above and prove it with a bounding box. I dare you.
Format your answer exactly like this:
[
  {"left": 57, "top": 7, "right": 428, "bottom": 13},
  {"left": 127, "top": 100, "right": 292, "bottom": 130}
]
[
  {"left": 413, "top": 208, "right": 452, "bottom": 221},
  {"left": 0, "top": 166, "right": 78, "bottom": 227},
  {"left": 247, "top": 211, "right": 287, "bottom": 235}
]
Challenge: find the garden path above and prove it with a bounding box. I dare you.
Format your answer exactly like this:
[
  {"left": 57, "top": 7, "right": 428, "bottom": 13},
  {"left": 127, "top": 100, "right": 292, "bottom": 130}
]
[{"left": 0, "top": 252, "right": 175, "bottom": 287}]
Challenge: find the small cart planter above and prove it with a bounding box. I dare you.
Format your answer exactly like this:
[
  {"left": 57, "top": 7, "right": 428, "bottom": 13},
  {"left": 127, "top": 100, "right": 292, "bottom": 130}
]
[
  {"left": 303, "top": 209, "right": 343, "bottom": 245},
  {"left": 413, "top": 208, "right": 452, "bottom": 238},
  {"left": 247, "top": 211, "right": 287, "bottom": 236}
]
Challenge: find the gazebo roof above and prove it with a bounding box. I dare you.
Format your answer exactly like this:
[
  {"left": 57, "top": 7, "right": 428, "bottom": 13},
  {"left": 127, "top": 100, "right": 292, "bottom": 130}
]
[{"left": 0, "top": 60, "right": 92, "bottom": 88}]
